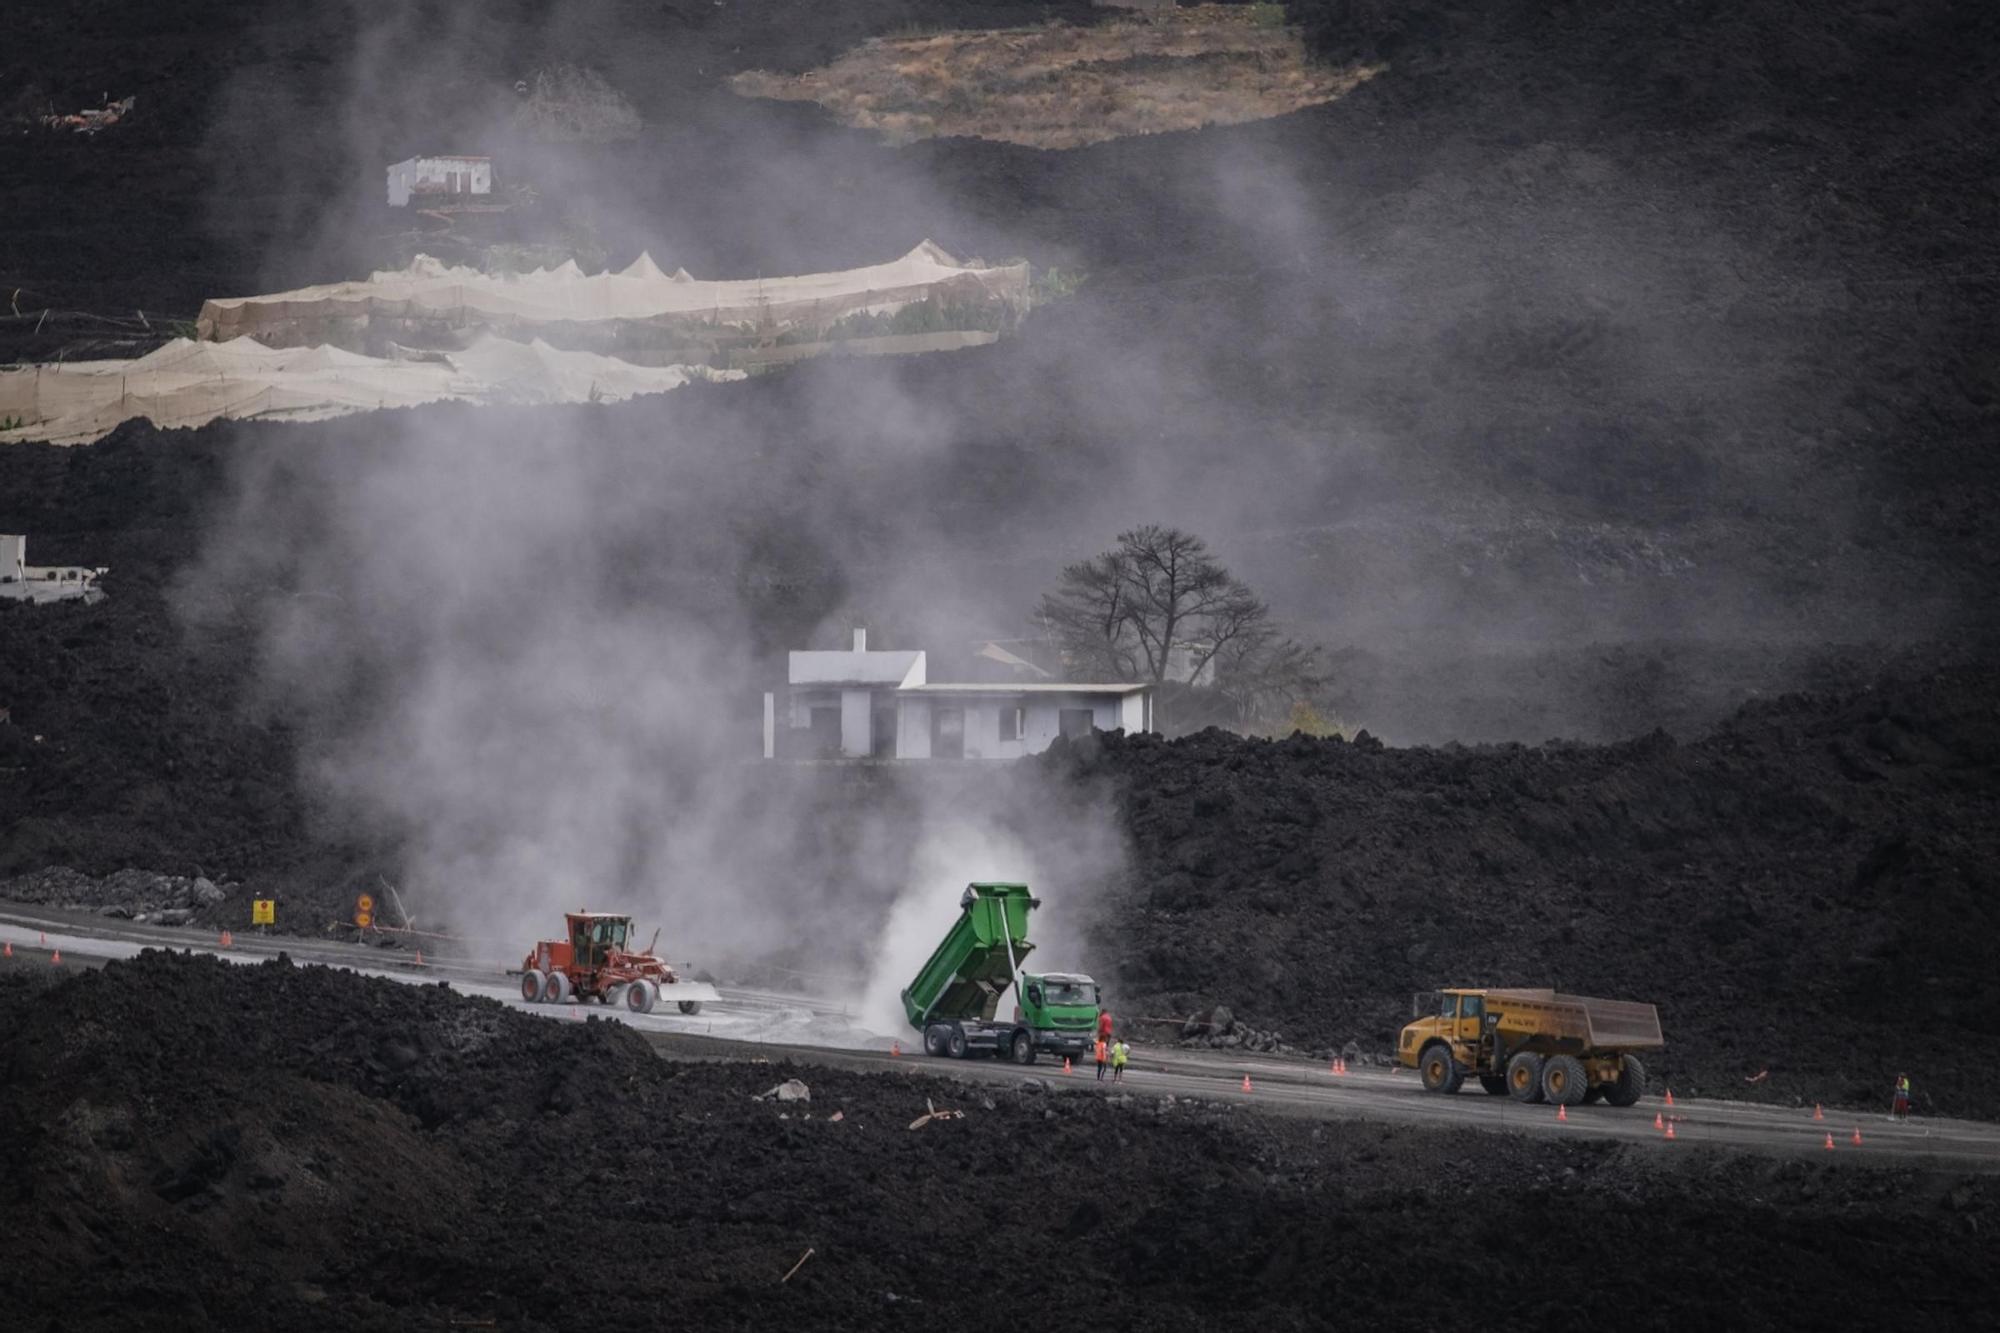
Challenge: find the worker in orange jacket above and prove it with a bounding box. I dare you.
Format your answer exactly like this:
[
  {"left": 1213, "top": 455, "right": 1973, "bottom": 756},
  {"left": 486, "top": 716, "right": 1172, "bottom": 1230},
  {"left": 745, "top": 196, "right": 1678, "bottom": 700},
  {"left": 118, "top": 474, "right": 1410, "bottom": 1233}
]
[
  {"left": 1097, "top": 1008, "right": 1114, "bottom": 1041},
  {"left": 1094, "top": 1035, "right": 1109, "bottom": 1082}
]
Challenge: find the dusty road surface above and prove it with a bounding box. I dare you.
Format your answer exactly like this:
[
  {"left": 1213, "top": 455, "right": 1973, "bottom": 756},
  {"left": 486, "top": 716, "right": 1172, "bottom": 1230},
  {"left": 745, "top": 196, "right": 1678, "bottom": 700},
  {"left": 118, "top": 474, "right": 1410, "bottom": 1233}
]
[{"left": 8, "top": 903, "right": 1993, "bottom": 1172}]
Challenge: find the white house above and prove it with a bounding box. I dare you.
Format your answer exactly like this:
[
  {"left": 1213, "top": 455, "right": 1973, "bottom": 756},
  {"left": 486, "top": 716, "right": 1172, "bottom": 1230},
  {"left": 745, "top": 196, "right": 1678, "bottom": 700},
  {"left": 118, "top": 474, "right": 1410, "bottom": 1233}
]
[
  {"left": 386, "top": 155, "right": 492, "bottom": 207},
  {"left": 764, "top": 629, "right": 1153, "bottom": 760},
  {"left": 0, "top": 534, "right": 108, "bottom": 604}
]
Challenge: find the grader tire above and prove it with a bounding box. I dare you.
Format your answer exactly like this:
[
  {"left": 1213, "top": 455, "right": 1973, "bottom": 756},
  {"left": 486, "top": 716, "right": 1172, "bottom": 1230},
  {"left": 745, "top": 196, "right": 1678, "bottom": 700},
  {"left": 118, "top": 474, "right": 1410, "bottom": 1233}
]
[
  {"left": 545, "top": 971, "right": 571, "bottom": 1004},
  {"left": 1606, "top": 1055, "right": 1648, "bottom": 1107},
  {"left": 1419, "top": 1044, "right": 1464, "bottom": 1095},
  {"left": 626, "top": 980, "right": 657, "bottom": 1014},
  {"left": 1542, "top": 1054, "right": 1588, "bottom": 1106},
  {"left": 520, "top": 969, "right": 546, "bottom": 1004},
  {"left": 677, "top": 999, "right": 702, "bottom": 1016},
  {"left": 1507, "top": 1052, "right": 1546, "bottom": 1103},
  {"left": 1479, "top": 1074, "right": 1509, "bottom": 1096}
]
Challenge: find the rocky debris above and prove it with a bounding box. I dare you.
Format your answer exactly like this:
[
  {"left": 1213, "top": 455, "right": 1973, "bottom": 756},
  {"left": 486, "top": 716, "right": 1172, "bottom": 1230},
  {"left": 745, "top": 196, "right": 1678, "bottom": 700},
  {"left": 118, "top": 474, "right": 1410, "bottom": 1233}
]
[
  {"left": 0, "top": 950, "right": 1992, "bottom": 1329},
  {"left": 1179, "top": 1004, "right": 1299, "bottom": 1055},
  {"left": 0, "top": 866, "right": 241, "bottom": 922},
  {"left": 755, "top": 1078, "right": 812, "bottom": 1103}
]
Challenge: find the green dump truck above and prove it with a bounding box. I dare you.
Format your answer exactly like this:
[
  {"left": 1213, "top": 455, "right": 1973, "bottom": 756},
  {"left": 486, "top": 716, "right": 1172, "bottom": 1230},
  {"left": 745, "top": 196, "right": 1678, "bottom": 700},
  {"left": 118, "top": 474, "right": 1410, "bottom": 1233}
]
[{"left": 900, "top": 882, "right": 1100, "bottom": 1064}]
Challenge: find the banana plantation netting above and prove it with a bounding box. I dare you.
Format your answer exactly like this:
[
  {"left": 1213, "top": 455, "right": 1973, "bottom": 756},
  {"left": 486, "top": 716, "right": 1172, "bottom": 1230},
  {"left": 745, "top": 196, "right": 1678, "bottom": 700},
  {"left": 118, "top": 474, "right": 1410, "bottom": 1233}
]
[
  {"left": 195, "top": 241, "right": 1029, "bottom": 347},
  {"left": 0, "top": 336, "right": 742, "bottom": 445}
]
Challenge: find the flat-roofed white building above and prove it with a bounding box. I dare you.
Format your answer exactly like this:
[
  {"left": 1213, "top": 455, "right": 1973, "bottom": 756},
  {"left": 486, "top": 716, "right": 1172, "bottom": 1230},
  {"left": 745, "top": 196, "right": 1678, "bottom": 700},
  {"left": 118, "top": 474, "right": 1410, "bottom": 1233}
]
[
  {"left": 0, "top": 534, "right": 108, "bottom": 604},
  {"left": 386, "top": 155, "right": 492, "bottom": 207},
  {"left": 765, "top": 629, "right": 1152, "bottom": 760}
]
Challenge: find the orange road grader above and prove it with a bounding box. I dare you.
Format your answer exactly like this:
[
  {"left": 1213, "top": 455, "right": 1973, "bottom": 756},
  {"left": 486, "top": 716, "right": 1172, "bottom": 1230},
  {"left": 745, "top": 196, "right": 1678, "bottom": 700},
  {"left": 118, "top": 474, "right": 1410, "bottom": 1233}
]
[{"left": 516, "top": 912, "right": 710, "bottom": 1015}]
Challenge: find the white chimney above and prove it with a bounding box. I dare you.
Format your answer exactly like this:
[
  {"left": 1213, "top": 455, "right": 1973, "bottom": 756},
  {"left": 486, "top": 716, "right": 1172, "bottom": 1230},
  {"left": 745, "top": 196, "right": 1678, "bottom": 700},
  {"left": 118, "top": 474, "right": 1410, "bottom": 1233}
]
[{"left": 853, "top": 628, "right": 867, "bottom": 652}]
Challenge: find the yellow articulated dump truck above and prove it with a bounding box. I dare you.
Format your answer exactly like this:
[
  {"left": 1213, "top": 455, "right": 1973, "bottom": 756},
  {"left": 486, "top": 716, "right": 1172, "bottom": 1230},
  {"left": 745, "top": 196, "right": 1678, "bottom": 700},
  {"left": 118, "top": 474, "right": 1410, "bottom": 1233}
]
[{"left": 1397, "top": 988, "right": 1664, "bottom": 1107}]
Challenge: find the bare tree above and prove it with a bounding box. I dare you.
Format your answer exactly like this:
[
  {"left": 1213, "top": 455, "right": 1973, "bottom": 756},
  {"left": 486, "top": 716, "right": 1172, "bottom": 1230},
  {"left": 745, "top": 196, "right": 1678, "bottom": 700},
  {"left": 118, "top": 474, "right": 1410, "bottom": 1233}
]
[{"left": 1039, "top": 525, "right": 1326, "bottom": 730}]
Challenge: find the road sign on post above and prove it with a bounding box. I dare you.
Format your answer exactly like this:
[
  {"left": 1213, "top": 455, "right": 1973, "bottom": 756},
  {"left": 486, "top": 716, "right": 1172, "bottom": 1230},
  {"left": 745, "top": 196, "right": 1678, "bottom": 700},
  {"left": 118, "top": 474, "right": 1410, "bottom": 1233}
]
[
  {"left": 251, "top": 899, "right": 275, "bottom": 926},
  {"left": 356, "top": 893, "right": 376, "bottom": 929}
]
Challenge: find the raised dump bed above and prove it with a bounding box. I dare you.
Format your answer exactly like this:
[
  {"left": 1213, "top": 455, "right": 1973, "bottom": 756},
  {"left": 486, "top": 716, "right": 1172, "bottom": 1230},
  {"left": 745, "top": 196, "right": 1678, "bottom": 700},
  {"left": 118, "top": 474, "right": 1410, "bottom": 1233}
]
[{"left": 899, "top": 882, "right": 1100, "bottom": 1064}]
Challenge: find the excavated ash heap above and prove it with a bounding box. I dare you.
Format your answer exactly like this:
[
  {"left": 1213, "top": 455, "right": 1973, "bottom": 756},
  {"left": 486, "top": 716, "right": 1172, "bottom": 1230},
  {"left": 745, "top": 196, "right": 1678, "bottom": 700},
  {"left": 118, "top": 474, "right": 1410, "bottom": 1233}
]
[
  {"left": 1054, "top": 665, "right": 2000, "bottom": 1119},
  {"left": 0, "top": 950, "right": 1992, "bottom": 1331}
]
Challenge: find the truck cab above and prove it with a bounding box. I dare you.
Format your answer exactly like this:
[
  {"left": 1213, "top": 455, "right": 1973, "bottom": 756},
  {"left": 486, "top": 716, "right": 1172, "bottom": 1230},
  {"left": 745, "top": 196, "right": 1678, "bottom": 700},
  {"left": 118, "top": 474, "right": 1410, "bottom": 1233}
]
[{"left": 1016, "top": 972, "right": 1101, "bottom": 1043}]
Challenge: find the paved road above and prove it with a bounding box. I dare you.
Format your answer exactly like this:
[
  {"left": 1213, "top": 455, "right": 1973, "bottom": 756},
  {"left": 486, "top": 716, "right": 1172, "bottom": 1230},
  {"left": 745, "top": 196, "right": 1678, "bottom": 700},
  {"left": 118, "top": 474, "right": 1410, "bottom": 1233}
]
[{"left": 7, "top": 904, "right": 1997, "bottom": 1173}]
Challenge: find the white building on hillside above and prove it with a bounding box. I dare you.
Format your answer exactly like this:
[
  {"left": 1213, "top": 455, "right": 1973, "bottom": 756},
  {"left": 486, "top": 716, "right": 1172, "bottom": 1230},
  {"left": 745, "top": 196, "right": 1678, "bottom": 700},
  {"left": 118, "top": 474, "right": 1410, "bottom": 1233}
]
[
  {"left": 764, "top": 629, "right": 1153, "bottom": 760},
  {"left": 1, "top": 534, "right": 108, "bottom": 604},
  {"left": 387, "top": 155, "right": 492, "bottom": 207}
]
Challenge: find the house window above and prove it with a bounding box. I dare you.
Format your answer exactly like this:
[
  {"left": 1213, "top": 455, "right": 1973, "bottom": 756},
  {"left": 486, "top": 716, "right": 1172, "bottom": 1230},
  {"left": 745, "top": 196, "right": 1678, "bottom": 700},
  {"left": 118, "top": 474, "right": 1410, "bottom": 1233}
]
[
  {"left": 932, "top": 707, "right": 965, "bottom": 759},
  {"left": 998, "top": 706, "right": 1023, "bottom": 743},
  {"left": 808, "top": 706, "right": 841, "bottom": 756},
  {"left": 1059, "top": 708, "right": 1094, "bottom": 739}
]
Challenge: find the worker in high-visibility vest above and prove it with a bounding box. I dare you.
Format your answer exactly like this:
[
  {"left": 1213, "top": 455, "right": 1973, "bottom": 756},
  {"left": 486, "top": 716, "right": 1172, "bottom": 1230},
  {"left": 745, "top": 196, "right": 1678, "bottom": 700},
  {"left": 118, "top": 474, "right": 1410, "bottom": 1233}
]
[
  {"left": 1110, "top": 1039, "right": 1130, "bottom": 1083},
  {"left": 1097, "top": 1008, "right": 1114, "bottom": 1042},
  {"left": 1094, "top": 1036, "right": 1109, "bottom": 1082},
  {"left": 1892, "top": 1073, "right": 1912, "bottom": 1117}
]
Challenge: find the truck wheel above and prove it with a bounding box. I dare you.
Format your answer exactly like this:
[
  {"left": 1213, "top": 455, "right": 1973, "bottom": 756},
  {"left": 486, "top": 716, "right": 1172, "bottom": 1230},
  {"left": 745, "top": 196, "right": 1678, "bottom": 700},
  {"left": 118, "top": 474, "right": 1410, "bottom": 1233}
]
[
  {"left": 520, "top": 969, "right": 546, "bottom": 1003},
  {"left": 626, "top": 980, "right": 656, "bottom": 1014},
  {"left": 545, "top": 971, "right": 571, "bottom": 1004},
  {"left": 1479, "top": 1074, "right": 1509, "bottom": 1096},
  {"left": 1011, "top": 1030, "right": 1036, "bottom": 1065},
  {"left": 1606, "top": 1055, "right": 1647, "bottom": 1107},
  {"left": 946, "top": 1024, "right": 969, "bottom": 1059},
  {"left": 924, "top": 1024, "right": 948, "bottom": 1057},
  {"left": 1507, "top": 1052, "right": 1545, "bottom": 1103},
  {"left": 1542, "top": 1054, "right": 1587, "bottom": 1105},
  {"left": 1419, "top": 1044, "right": 1464, "bottom": 1094},
  {"left": 677, "top": 999, "right": 702, "bottom": 1016}
]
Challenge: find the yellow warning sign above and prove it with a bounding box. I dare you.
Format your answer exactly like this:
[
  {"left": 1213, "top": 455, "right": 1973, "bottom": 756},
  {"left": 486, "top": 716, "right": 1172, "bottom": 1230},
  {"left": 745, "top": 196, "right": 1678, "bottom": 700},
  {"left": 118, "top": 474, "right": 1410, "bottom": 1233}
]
[
  {"left": 355, "top": 909, "right": 374, "bottom": 929},
  {"left": 251, "top": 899, "right": 275, "bottom": 925}
]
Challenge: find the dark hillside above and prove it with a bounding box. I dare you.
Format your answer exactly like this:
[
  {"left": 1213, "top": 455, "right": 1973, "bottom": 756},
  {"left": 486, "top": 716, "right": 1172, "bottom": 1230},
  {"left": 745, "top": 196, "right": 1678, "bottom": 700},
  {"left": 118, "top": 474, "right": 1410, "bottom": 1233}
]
[{"left": 1057, "top": 664, "right": 2000, "bottom": 1117}]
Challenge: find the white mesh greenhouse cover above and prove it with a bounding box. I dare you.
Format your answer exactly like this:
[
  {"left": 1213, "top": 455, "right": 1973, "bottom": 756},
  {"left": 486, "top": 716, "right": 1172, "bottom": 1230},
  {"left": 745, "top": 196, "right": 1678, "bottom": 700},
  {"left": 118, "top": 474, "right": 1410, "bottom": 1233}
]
[
  {"left": 0, "top": 336, "right": 743, "bottom": 446},
  {"left": 196, "top": 240, "right": 1029, "bottom": 342}
]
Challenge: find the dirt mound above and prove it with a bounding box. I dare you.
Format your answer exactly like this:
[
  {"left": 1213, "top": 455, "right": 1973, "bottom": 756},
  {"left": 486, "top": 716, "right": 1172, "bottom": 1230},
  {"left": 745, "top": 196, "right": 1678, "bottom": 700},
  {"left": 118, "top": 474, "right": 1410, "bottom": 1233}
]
[
  {"left": 2, "top": 950, "right": 1992, "bottom": 1329},
  {"left": 732, "top": 5, "right": 1379, "bottom": 148},
  {"left": 1050, "top": 665, "right": 2000, "bottom": 1117}
]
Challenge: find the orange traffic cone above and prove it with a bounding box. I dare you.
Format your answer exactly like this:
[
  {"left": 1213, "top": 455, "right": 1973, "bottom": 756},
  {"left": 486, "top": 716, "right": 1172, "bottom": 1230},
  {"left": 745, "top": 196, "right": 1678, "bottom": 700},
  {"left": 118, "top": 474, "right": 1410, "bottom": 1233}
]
[
  {"left": 1665, "top": 1089, "right": 1675, "bottom": 1107},
  {"left": 1337, "top": 1059, "right": 1348, "bottom": 1075},
  {"left": 1851, "top": 1127, "right": 1863, "bottom": 1146},
  {"left": 1813, "top": 1103, "right": 1824, "bottom": 1122},
  {"left": 1062, "top": 1056, "right": 1073, "bottom": 1075},
  {"left": 1824, "top": 1133, "right": 1835, "bottom": 1150},
  {"left": 3, "top": 940, "right": 10, "bottom": 958},
  {"left": 220, "top": 930, "right": 233, "bottom": 949},
  {"left": 1557, "top": 1103, "right": 1568, "bottom": 1122},
  {"left": 1664, "top": 1120, "right": 1676, "bottom": 1140},
  {"left": 1654, "top": 1112, "right": 1664, "bottom": 1130},
  {"left": 414, "top": 949, "right": 424, "bottom": 966},
  {"left": 51, "top": 949, "right": 61, "bottom": 965},
  {"left": 890, "top": 1040, "right": 902, "bottom": 1058},
  {"left": 1242, "top": 1074, "right": 1253, "bottom": 1093}
]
